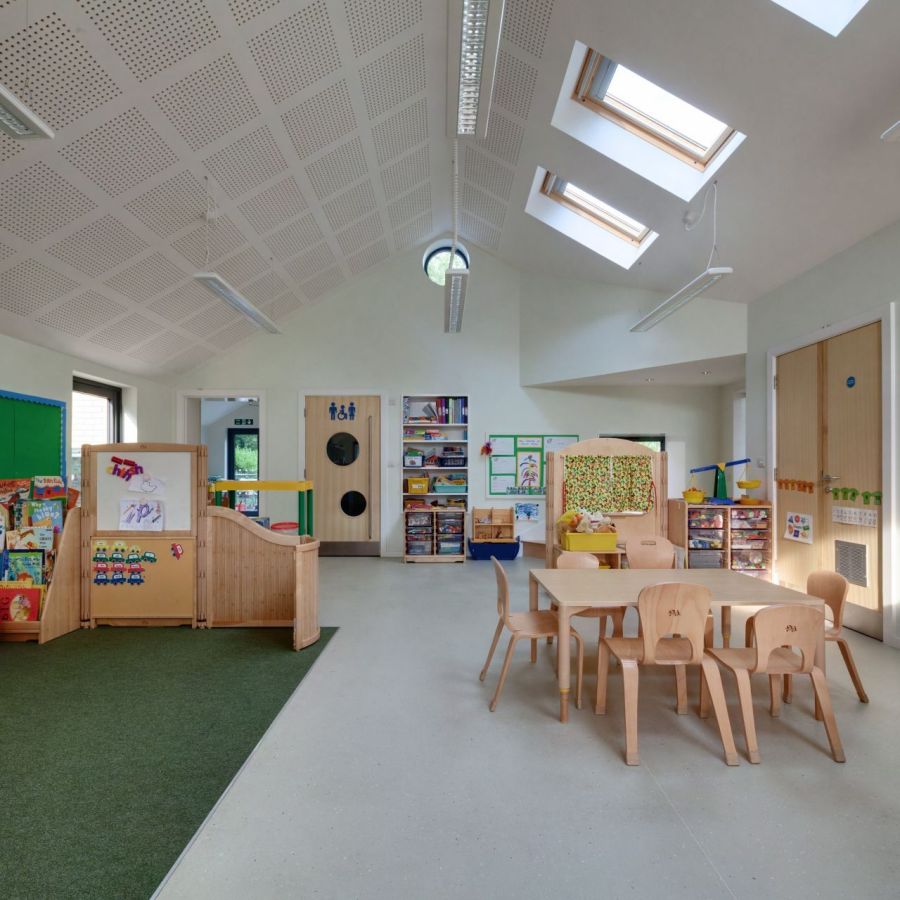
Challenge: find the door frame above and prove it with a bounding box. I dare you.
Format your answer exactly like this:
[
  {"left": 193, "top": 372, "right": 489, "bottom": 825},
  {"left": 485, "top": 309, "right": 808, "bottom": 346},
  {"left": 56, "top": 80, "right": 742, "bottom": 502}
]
[
  {"left": 175, "top": 388, "right": 268, "bottom": 516},
  {"left": 298, "top": 389, "right": 390, "bottom": 557},
  {"left": 766, "top": 304, "right": 898, "bottom": 647}
]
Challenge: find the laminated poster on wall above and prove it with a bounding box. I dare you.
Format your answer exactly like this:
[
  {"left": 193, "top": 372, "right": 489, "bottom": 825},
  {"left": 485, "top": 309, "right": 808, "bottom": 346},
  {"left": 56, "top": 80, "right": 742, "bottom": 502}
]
[
  {"left": 119, "top": 499, "right": 165, "bottom": 531},
  {"left": 516, "top": 451, "right": 541, "bottom": 490},
  {"left": 515, "top": 502, "right": 541, "bottom": 522},
  {"left": 490, "top": 475, "right": 516, "bottom": 495},
  {"left": 491, "top": 456, "right": 516, "bottom": 475},
  {"left": 784, "top": 511, "right": 813, "bottom": 544}
]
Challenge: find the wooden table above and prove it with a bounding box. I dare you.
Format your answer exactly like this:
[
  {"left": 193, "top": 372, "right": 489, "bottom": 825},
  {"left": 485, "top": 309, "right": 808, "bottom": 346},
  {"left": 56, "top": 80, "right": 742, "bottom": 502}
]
[{"left": 528, "top": 568, "right": 827, "bottom": 723}]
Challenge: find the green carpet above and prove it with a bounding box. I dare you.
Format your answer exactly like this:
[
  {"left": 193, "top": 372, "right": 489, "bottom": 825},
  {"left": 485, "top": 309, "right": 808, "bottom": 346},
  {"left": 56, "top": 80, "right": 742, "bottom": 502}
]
[{"left": 0, "top": 626, "right": 336, "bottom": 900}]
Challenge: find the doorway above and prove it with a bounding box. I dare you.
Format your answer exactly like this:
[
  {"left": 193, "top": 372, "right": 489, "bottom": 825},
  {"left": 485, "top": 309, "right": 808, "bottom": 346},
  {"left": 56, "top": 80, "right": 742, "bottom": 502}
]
[
  {"left": 775, "top": 322, "right": 882, "bottom": 638},
  {"left": 227, "top": 427, "right": 260, "bottom": 516},
  {"left": 305, "top": 395, "right": 381, "bottom": 556}
]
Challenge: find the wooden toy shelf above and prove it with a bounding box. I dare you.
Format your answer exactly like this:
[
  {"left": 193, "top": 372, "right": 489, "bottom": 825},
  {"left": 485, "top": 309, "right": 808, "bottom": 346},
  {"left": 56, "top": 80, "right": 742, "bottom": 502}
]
[
  {"left": 667, "top": 500, "right": 772, "bottom": 579},
  {"left": 471, "top": 507, "right": 515, "bottom": 542}
]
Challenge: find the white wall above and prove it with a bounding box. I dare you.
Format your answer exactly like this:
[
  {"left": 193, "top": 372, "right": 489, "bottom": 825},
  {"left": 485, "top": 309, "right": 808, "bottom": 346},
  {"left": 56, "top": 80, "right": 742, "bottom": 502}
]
[
  {"left": 171, "top": 249, "right": 732, "bottom": 554},
  {"left": 0, "top": 331, "right": 174, "bottom": 472},
  {"left": 518, "top": 271, "right": 748, "bottom": 386},
  {"left": 745, "top": 218, "right": 900, "bottom": 646}
]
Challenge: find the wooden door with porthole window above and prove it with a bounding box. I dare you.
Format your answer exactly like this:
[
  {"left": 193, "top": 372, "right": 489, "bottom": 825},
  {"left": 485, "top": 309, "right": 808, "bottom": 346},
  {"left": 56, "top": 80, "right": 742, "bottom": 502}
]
[
  {"left": 305, "top": 395, "right": 380, "bottom": 556},
  {"left": 775, "top": 322, "right": 882, "bottom": 638}
]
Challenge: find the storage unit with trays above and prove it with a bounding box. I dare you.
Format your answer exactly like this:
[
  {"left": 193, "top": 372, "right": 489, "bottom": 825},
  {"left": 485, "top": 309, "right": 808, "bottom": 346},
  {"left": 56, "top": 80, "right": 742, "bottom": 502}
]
[
  {"left": 667, "top": 500, "right": 772, "bottom": 578},
  {"left": 401, "top": 394, "right": 468, "bottom": 563},
  {"left": 403, "top": 507, "right": 465, "bottom": 563}
]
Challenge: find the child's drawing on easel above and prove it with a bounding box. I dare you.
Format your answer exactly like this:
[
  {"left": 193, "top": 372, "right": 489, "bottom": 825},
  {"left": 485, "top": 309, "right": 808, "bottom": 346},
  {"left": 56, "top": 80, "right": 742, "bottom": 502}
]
[
  {"left": 119, "top": 499, "right": 165, "bottom": 531},
  {"left": 516, "top": 451, "right": 540, "bottom": 490}
]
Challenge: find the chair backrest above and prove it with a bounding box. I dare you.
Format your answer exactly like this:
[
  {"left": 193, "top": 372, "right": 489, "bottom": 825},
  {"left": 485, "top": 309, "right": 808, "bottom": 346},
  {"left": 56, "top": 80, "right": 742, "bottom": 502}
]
[
  {"left": 491, "top": 557, "right": 511, "bottom": 623},
  {"left": 556, "top": 551, "right": 601, "bottom": 570},
  {"left": 626, "top": 536, "right": 676, "bottom": 569},
  {"left": 806, "top": 570, "right": 849, "bottom": 629},
  {"left": 637, "top": 582, "right": 711, "bottom": 665},
  {"left": 749, "top": 604, "right": 824, "bottom": 674}
]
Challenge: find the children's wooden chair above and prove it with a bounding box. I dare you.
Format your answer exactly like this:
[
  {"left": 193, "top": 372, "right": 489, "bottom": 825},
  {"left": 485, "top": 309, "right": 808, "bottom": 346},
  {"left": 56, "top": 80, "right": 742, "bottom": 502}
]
[
  {"left": 595, "top": 582, "right": 738, "bottom": 766},
  {"left": 624, "top": 536, "right": 676, "bottom": 568},
  {"left": 481, "top": 558, "right": 584, "bottom": 713},
  {"left": 548, "top": 551, "right": 626, "bottom": 643},
  {"left": 763, "top": 571, "right": 868, "bottom": 704},
  {"left": 710, "top": 604, "right": 845, "bottom": 763}
]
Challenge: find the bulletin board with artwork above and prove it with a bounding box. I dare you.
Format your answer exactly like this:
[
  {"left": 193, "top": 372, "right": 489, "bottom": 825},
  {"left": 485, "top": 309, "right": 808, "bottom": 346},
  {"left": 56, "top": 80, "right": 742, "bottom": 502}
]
[
  {"left": 486, "top": 434, "right": 579, "bottom": 497},
  {"left": 80, "top": 443, "right": 208, "bottom": 626}
]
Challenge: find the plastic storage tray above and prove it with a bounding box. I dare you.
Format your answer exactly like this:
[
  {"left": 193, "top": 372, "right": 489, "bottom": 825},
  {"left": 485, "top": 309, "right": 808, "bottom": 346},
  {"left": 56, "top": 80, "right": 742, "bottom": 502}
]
[{"left": 689, "top": 550, "right": 726, "bottom": 568}]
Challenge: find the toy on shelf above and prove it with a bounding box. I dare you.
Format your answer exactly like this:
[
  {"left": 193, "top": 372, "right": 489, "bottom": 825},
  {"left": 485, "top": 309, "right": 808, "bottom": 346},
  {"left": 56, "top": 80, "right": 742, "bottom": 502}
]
[
  {"left": 556, "top": 509, "right": 618, "bottom": 552},
  {"left": 688, "top": 457, "right": 752, "bottom": 503}
]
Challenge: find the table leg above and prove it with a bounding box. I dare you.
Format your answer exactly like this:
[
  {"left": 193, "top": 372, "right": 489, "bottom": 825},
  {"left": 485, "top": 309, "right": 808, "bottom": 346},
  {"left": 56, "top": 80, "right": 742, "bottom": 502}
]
[
  {"left": 529, "top": 572, "right": 538, "bottom": 662},
  {"left": 721, "top": 605, "right": 732, "bottom": 648},
  {"left": 557, "top": 604, "right": 571, "bottom": 723}
]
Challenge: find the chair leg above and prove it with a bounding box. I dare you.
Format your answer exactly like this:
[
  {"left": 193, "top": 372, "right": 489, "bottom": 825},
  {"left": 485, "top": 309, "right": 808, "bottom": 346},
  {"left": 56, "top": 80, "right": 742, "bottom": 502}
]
[
  {"left": 610, "top": 607, "right": 625, "bottom": 638},
  {"left": 699, "top": 663, "right": 710, "bottom": 719},
  {"left": 744, "top": 618, "right": 754, "bottom": 648},
  {"left": 783, "top": 674, "right": 793, "bottom": 704},
  {"left": 489, "top": 635, "right": 518, "bottom": 712},
  {"left": 597, "top": 615, "right": 609, "bottom": 641},
  {"left": 837, "top": 637, "right": 869, "bottom": 703},
  {"left": 721, "top": 606, "right": 732, "bottom": 648},
  {"left": 734, "top": 669, "right": 760, "bottom": 764},
  {"left": 622, "top": 660, "right": 640, "bottom": 765},
  {"left": 674, "top": 665, "right": 688, "bottom": 715},
  {"left": 810, "top": 666, "right": 846, "bottom": 762},
  {"left": 701, "top": 657, "right": 739, "bottom": 766},
  {"left": 768, "top": 674, "right": 782, "bottom": 717},
  {"left": 595, "top": 641, "right": 610, "bottom": 715},
  {"left": 480, "top": 620, "right": 504, "bottom": 681},
  {"left": 571, "top": 629, "right": 584, "bottom": 710}
]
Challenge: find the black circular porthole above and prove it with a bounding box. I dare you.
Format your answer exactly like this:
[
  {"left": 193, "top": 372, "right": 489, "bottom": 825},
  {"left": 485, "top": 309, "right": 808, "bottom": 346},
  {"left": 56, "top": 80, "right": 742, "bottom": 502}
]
[
  {"left": 326, "top": 432, "right": 359, "bottom": 466},
  {"left": 340, "top": 490, "right": 367, "bottom": 517}
]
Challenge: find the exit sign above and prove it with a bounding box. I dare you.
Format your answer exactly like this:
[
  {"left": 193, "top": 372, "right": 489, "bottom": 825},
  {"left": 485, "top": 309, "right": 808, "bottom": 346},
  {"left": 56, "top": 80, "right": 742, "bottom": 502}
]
[{"left": 234, "top": 418, "right": 255, "bottom": 426}]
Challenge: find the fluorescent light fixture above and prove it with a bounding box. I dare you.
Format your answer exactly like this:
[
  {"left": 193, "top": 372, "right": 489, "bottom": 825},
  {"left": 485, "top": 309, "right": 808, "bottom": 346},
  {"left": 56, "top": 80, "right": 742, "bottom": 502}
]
[
  {"left": 0, "top": 82, "right": 54, "bottom": 140},
  {"left": 630, "top": 266, "right": 733, "bottom": 332},
  {"left": 444, "top": 268, "right": 468, "bottom": 333},
  {"left": 447, "top": 0, "right": 505, "bottom": 139},
  {"left": 881, "top": 120, "right": 900, "bottom": 142},
  {"left": 194, "top": 272, "right": 281, "bottom": 334},
  {"left": 769, "top": 1, "right": 868, "bottom": 36}
]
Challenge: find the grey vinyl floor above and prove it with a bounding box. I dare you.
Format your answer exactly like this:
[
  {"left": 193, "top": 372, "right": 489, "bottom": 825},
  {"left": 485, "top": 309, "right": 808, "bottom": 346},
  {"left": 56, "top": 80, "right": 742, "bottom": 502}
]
[{"left": 155, "top": 557, "right": 900, "bottom": 900}]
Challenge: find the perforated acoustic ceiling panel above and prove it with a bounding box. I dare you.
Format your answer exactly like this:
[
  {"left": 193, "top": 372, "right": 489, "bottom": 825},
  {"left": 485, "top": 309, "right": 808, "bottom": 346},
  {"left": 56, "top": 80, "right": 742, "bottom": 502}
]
[
  {"left": 502, "top": 0, "right": 554, "bottom": 59},
  {"left": 0, "top": 0, "right": 554, "bottom": 376}
]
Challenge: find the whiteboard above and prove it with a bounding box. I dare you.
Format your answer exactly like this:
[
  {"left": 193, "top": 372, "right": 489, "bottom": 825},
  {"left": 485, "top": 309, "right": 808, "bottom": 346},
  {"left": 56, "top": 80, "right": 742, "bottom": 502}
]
[{"left": 95, "top": 451, "right": 193, "bottom": 531}]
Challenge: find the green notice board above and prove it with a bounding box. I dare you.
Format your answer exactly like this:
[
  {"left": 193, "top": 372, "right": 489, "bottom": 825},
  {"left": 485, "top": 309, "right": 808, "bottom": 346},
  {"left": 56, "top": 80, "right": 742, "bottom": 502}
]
[
  {"left": 487, "top": 434, "right": 579, "bottom": 496},
  {"left": 0, "top": 391, "right": 66, "bottom": 478}
]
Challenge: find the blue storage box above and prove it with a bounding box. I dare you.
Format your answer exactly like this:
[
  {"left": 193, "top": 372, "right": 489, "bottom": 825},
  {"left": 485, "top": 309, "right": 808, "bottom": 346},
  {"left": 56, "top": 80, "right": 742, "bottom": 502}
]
[{"left": 468, "top": 538, "right": 520, "bottom": 561}]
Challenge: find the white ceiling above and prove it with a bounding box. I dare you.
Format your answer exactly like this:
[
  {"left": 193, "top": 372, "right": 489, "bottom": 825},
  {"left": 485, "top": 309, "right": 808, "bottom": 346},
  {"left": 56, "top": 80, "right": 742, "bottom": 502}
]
[{"left": 1, "top": 0, "right": 899, "bottom": 377}]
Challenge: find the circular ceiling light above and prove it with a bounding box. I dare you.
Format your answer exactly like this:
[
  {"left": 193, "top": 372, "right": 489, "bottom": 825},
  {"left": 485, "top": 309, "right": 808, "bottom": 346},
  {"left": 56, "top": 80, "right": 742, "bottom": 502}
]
[{"left": 422, "top": 240, "right": 469, "bottom": 286}]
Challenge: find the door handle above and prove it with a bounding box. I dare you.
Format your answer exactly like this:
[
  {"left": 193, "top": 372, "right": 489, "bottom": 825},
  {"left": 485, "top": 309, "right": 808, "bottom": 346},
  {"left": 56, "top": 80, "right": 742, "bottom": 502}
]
[
  {"left": 822, "top": 473, "right": 841, "bottom": 481},
  {"left": 367, "top": 415, "right": 373, "bottom": 541}
]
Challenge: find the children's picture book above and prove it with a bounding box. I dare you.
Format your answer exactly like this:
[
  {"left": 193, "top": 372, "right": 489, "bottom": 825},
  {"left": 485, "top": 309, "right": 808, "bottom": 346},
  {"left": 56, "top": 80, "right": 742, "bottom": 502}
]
[
  {"left": 118, "top": 499, "right": 165, "bottom": 531},
  {"left": 7, "top": 550, "right": 44, "bottom": 585},
  {"left": 7, "top": 527, "right": 54, "bottom": 551},
  {"left": 26, "top": 499, "right": 64, "bottom": 533},
  {"left": 0, "top": 583, "right": 43, "bottom": 621},
  {"left": 0, "top": 479, "right": 31, "bottom": 508},
  {"left": 31, "top": 475, "right": 67, "bottom": 500}
]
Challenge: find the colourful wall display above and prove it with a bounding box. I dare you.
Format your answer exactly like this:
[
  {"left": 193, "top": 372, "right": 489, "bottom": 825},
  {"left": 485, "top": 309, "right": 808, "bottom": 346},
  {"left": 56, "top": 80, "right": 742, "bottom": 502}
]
[{"left": 487, "top": 434, "right": 579, "bottom": 496}]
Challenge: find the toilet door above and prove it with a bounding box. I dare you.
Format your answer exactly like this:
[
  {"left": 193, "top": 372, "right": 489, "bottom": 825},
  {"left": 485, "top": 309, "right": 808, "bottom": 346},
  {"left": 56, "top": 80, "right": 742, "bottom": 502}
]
[{"left": 305, "top": 395, "right": 380, "bottom": 556}]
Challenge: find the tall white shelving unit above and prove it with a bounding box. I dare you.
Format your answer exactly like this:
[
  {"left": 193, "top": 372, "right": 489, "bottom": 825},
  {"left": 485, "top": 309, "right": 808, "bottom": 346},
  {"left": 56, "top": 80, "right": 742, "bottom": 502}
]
[{"left": 402, "top": 394, "right": 468, "bottom": 563}]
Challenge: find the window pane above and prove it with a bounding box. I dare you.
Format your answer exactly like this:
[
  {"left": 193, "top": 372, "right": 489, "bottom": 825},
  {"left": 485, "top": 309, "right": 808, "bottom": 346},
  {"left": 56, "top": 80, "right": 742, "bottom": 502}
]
[
  {"left": 559, "top": 182, "right": 649, "bottom": 240},
  {"left": 605, "top": 65, "right": 729, "bottom": 155},
  {"left": 70, "top": 391, "right": 112, "bottom": 488}
]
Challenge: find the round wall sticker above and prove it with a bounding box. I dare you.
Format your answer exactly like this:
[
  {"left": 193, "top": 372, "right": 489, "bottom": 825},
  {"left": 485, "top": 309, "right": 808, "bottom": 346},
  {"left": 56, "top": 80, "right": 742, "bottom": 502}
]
[{"left": 846, "top": 376, "right": 856, "bottom": 388}]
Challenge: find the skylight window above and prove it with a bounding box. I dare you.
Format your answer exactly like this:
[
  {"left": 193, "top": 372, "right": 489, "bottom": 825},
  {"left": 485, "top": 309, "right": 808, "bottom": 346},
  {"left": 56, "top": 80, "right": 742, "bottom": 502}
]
[
  {"left": 769, "top": 1, "right": 868, "bottom": 37},
  {"left": 541, "top": 174, "right": 649, "bottom": 245},
  {"left": 574, "top": 50, "right": 734, "bottom": 169}
]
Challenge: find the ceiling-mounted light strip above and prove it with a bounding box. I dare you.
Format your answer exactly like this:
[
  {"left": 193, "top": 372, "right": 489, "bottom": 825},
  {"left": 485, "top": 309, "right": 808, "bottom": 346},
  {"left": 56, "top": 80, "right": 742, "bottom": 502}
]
[
  {"left": 194, "top": 273, "right": 281, "bottom": 334},
  {"left": 630, "top": 266, "right": 733, "bottom": 332},
  {"left": 445, "top": 268, "right": 468, "bottom": 333},
  {"left": 0, "top": 82, "right": 54, "bottom": 140},
  {"left": 447, "top": 0, "right": 505, "bottom": 139}
]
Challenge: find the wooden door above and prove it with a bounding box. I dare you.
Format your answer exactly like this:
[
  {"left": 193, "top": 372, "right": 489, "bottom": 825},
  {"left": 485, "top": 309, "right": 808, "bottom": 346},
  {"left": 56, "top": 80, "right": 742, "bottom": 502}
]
[
  {"left": 822, "top": 323, "right": 882, "bottom": 637},
  {"left": 775, "top": 322, "right": 882, "bottom": 638},
  {"left": 775, "top": 344, "right": 822, "bottom": 590},
  {"left": 305, "top": 395, "right": 380, "bottom": 556}
]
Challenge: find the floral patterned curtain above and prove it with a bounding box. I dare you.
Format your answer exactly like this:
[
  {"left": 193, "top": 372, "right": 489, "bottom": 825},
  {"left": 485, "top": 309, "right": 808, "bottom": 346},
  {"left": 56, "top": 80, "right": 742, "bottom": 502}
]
[{"left": 563, "top": 455, "right": 654, "bottom": 513}]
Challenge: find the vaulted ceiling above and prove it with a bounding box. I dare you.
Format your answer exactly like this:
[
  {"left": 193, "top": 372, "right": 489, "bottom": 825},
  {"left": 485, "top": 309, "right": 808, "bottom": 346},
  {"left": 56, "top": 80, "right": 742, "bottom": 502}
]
[{"left": 1, "top": 0, "right": 900, "bottom": 377}]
